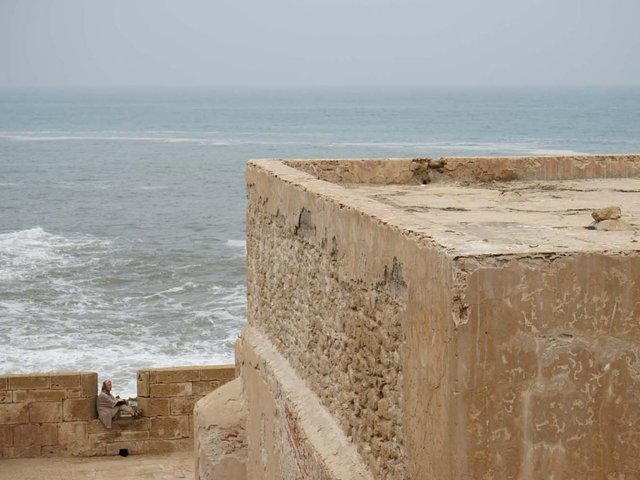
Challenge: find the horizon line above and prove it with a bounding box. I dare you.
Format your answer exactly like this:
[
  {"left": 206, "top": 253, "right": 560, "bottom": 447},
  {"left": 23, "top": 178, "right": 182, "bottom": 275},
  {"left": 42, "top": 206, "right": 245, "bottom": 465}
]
[{"left": 1, "top": 83, "right": 640, "bottom": 90}]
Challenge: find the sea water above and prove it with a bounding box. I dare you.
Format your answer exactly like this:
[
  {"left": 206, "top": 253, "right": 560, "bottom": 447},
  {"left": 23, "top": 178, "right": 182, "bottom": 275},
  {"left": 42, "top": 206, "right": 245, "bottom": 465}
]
[{"left": 1, "top": 87, "right": 639, "bottom": 396}]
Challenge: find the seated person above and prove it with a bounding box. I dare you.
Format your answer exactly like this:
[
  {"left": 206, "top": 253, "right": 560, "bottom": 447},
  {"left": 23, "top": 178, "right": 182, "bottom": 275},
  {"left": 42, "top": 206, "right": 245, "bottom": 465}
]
[{"left": 97, "top": 379, "right": 141, "bottom": 428}]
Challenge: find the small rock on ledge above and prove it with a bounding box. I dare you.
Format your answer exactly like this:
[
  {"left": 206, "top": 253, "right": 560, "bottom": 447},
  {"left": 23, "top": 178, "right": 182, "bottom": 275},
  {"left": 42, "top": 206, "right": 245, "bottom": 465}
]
[{"left": 592, "top": 206, "right": 622, "bottom": 221}]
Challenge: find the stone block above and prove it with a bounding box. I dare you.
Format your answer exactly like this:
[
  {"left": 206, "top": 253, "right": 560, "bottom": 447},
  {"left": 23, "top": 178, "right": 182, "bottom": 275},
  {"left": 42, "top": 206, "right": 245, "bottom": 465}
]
[
  {"left": 105, "top": 440, "right": 147, "bottom": 456},
  {"left": 0, "top": 425, "right": 13, "bottom": 447},
  {"left": 60, "top": 441, "right": 106, "bottom": 457},
  {"left": 137, "top": 370, "right": 150, "bottom": 397},
  {"left": 58, "top": 421, "right": 87, "bottom": 445},
  {"left": 150, "top": 367, "right": 200, "bottom": 384},
  {"left": 63, "top": 397, "right": 97, "bottom": 421},
  {"left": 89, "top": 429, "right": 150, "bottom": 443},
  {"left": 199, "top": 365, "right": 236, "bottom": 381},
  {"left": 0, "top": 447, "right": 14, "bottom": 459},
  {"left": 64, "top": 388, "right": 81, "bottom": 398},
  {"left": 0, "top": 377, "right": 6, "bottom": 390},
  {"left": 194, "top": 377, "right": 247, "bottom": 480},
  {"left": 193, "top": 380, "right": 224, "bottom": 396},
  {"left": 0, "top": 391, "right": 11, "bottom": 403},
  {"left": 0, "top": 403, "right": 28, "bottom": 424},
  {"left": 14, "top": 423, "right": 57, "bottom": 448},
  {"left": 87, "top": 430, "right": 121, "bottom": 443},
  {"left": 41, "top": 445, "right": 62, "bottom": 457},
  {"left": 29, "top": 402, "right": 62, "bottom": 423},
  {"left": 87, "top": 417, "right": 150, "bottom": 434},
  {"left": 11, "top": 444, "right": 41, "bottom": 458},
  {"left": 50, "top": 374, "right": 81, "bottom": 389},
  {"left": 146, "top": 438, "right": 191, "bottom": 454},
  {"left": 12, "top": 389, "right": 66, "bottom": 403},
  {"left": 149, "top": 382, "right": 192, "bottom": 398},
  {"left": 81, "top": 373, "right": 97, "bottom": 397},
  {"left": 120, "top": 430, "right": 151, "bottom": 441},
  {"left": 137, "top": 397, "right": 170, "bottom": 416},
  {"left": 8, "top": 374, "right": 49, "bottom": 390},
  {"left": 150, "top": 415, "right": 190, "bottom": 439},
  {"left": 170, "top": 395, "right": 200, "bottom": 415}
]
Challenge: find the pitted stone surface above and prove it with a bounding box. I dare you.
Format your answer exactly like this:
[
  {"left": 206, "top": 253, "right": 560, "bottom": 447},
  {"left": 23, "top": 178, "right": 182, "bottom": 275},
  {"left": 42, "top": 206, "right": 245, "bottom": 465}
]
[
  {"left": 247, "top": 186, "right": 406, "bottom": 479},
  {"left": 344, "top": 178, "right": 640, "bottom": 255}
]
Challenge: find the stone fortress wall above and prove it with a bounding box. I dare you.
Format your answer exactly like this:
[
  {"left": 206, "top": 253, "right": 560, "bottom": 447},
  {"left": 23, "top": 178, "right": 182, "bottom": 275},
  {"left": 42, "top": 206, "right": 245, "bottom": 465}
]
[
  {"left": 0, "top": 365, "right": 234, "bottom": 459},
  {"left": 195, "top": 155, "right": 640, "bottom": 480}
]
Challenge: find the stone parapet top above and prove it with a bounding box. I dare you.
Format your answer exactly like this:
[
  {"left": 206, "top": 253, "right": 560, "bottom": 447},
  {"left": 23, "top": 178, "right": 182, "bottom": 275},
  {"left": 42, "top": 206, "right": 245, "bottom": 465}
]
[{"left": 250, "top": 156, "right": 640, "bottom": 257}]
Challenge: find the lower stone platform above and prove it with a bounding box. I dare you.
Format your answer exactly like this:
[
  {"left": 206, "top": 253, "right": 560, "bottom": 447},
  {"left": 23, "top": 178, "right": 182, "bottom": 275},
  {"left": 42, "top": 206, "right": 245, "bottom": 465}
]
[{"left": 0, "top": 450, "right": 192, "bottom": 480}]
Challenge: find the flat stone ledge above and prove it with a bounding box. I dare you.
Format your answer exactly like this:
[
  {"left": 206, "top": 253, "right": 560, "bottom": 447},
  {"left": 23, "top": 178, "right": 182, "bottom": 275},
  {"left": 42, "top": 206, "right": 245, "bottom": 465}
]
[{"left": 0, "top": 450, "right": 192, "bottom": 480}]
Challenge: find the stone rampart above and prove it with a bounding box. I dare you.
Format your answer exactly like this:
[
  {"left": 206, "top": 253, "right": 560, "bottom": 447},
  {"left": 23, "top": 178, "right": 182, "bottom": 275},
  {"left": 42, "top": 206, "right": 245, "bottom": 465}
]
[
  {"left": 237, "top": 155, "right": 640, "bottom": 479},
  {"left": 0, "top": 365, "right": 234, "bottom": 459}
]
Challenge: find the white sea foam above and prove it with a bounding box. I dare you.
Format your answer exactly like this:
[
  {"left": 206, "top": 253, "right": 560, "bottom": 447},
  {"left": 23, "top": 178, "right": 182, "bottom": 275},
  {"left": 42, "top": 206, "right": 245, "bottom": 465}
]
[
  {"left": 0, "top": 131, "right": 586, "bottom": 155},
  {"left": 332, "top": 141, "right": 583, "bottom": 155},
  {"left": 0, "top": 225, "right": 246, "bottom": 396},
  {"left": 144, "top": 282, "right": 199, "bottom": 298},
  {"left": 226, "top": 239, "right": 246, "bottom": 249},
  {"left": 0, "top": 132, "right": 232, "bottom": 146}
]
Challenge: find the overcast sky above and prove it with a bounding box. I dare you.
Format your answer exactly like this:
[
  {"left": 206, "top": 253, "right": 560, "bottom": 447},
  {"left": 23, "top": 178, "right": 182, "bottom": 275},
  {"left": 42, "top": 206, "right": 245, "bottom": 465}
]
[{"left": 1, "top": 0, "right": 639, "bottom": 87}]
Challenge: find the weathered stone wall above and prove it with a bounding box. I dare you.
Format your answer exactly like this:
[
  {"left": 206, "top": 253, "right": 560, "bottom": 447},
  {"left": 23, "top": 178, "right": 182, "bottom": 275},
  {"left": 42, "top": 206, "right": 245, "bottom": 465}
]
[
  {"left": 454, "top": 253, "right": 640, "bottom": 478},
  {"left": 243, "top": 155, "right": 640, "bottom": 479},
  {"left": 246, "top": 160, "right": 459, "bottom": 479},
  {"left": 285, "top": 154, "right": 640, "bottom": 185},
  {"left": 0, "top": 372, "right": 98, "bottom": 458},
  {"left": 0, "top": 365, "right": 234, "bottom": 459},
  {"left": 247, "top": 163, "right": 408, "bottom": 479},
  {"left": 237, "top": 327, "right": 372, "bottom": 480}
]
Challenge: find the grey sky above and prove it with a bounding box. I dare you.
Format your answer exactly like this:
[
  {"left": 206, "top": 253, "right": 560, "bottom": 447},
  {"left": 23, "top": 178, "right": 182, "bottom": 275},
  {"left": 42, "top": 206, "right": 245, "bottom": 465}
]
[{"left": 1, "top": 0, "right": 639, "bottom": 87}]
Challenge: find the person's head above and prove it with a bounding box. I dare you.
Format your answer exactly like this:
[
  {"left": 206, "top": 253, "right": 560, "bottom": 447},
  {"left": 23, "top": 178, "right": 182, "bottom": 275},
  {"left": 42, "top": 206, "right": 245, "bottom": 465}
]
[{"left": 102, "top": 379, "right": 112, "bottom": 393}]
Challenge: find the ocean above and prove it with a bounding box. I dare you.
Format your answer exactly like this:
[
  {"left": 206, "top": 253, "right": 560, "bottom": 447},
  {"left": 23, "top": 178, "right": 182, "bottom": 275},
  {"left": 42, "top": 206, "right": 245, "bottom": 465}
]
[{"left": 1, "top": 86, "right": 639, "bottom": 396}]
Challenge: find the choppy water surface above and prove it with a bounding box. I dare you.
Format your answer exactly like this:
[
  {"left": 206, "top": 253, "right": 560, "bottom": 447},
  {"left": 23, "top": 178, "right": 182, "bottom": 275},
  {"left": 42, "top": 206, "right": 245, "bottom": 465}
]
[{"left": 1, "top": 87, "right": 639, "bottom": 395}]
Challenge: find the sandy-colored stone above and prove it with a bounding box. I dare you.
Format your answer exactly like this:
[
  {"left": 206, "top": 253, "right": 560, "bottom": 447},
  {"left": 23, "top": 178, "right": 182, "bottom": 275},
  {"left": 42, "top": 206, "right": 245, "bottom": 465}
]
[
  {"left": 192, "top": 380, "right": 227, "bottom": 396},
  {"left": 29, "top": 402, "right": 62, "bottom": 423},
  {"left": 238, "top": 327, "right": 372, "bottom": 480},
  {"left": 8, "top": 374, "right": 50, "bottom": 390},
  {"left": 105, "top": 439, "right": 147, "bottom": 456},
  {"left": 149, "top": 382, "right": 192, "bottom": 398},
  {"left": 0, "top": 377, "right": 7, "bottom": 390},
  {"left": 9, "top": 445, "right": 41, "bottom": 458},
  {"left": 14, "top": 423, "right": 57, "bottom": 449},
  {"left": 13, "top": 389, "right": 66, "bottom": 403},
  {"left": 0, "top": 391, "right": 11, "bottom": 403},
  {"left": 0, "top": 425, "right": 13, "bottom": 447},
  {"left": 149, "top": 367, "right": 200, "bottom": 384},
  {"left": 80, "top": 373, "right": 97, "bottom": 398},
  {"left": 146, "top": 438, "right": 191, "bottom": 454},
  {"left": 170, "top": 395, "right": 200, "bottom": 415},
  {"left": 0, "top": 403, "right": 29, "bottom": 424},
  {"left": 49, "top": 374, "right": 81, "bottom": 389},
  {"left": 58, "top": 421, "right": 87, "bottom": 445},
  {"left": 243, "top": 156, "right": 640, "bottom": 479},
  {"left": 199, "top": 365, "right": 236, "bottom": 381},
  {"left": 150, "top": 416, "right": 190, "bottom": 440},
  {"left": 194, "top": 378, "right": 247, "bottom": 480},
  {"left": 63, "top": 397, "right": 97, "bottom": 421},
  {"left": 87, "top": 417, "right": 150, "bottom": 434},
  {"left": 0, "top": 451, "right": 193, "bottom": 479},
  {"left": 41, "top": 445, "right": 62, "bottom": 457},
  {"left": 136, "top": 397, "right": 170, "bottom": 417},
  {"left": 136, "top": 371, "right": 150, "bottom": 397},
  {"left": 594, "top": 218, "right": 631, "bottom": 230},
  {"left": 592, "top": 205, "right": 622, "bottom": 221}
]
